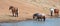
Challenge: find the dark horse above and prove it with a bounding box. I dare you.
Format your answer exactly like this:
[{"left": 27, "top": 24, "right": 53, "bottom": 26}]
[
  {"left": 9, "top": 6, "right": 18, "bottom": 17},
  {"left": 33, "top": 13, "right": 45, "bottom": 21}
]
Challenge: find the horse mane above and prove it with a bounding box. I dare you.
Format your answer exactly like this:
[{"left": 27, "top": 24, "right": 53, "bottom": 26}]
[{"left": 9, "top": 6, "right": 13, "bottom": 9}]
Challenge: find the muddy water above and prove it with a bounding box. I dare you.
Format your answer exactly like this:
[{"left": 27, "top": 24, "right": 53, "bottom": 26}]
[{"left": 0, "top": 18, "right": 60, "bottom": 26}]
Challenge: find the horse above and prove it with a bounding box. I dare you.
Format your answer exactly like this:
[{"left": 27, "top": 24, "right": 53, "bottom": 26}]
[
  {"left": 50, "top": 8, "right": 54, "bottom": 16},
  {"left": 54, "top": 9, "right": 59, "bottom": 16},
  {"left": 33, "top": 13, "right": 45, "bottom": 21},
  {"left": 9, "top": 6, "right": 18, "bottom": 17}
]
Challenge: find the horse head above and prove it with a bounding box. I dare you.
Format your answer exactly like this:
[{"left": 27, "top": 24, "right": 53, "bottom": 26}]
[{"left": 9, "top": 6, "right": 13, "bottom": 10}]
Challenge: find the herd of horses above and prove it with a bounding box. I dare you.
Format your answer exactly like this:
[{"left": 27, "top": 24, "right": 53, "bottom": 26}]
[{"left": 9, "top": 6, "right": 59, "bottom": 21}]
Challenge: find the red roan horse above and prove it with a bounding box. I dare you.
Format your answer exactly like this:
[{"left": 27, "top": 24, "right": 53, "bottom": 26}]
[
  {"left": 54, "top": 9, "right": 59, "bottom": 16},
  {"left": 9, "top": 6, "right": 18, "bottom": 17}
]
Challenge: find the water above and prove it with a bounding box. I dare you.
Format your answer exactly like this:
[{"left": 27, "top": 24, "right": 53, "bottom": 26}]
[{"left": 0, "top": 18, "right": 60, "bottom": 26}]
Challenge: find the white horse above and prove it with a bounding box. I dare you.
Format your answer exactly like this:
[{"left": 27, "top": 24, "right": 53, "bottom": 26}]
[{"left": 50, "top": 8, "right": 54, "bottom": 16}]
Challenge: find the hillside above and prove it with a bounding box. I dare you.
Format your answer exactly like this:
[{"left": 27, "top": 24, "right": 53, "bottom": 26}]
[{"left": 0, "top": 0, "right": 60, "bottom": 22}]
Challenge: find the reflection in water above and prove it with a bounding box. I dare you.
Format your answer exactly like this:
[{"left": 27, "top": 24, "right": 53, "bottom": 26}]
[{"left": 0, "top": 18, "right": 60, "bottom": 26}]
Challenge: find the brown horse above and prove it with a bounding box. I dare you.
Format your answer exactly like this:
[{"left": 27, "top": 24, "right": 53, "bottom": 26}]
[
  {"left": 54, "top": 9, "right": 59, "bottom": 16},
  {"left": 33, "top": 13, "right": 45, "bottom": 21},
  {"left": 9, "top": 6, "right": 18, "bottom": 17}
]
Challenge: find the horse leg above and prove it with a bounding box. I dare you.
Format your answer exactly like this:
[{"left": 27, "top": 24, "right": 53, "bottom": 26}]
[
  {"left": 12, "top": 12, "right": 14, "bottom": 16},
  {"left": 54, "top": 13, "right": 56, "bottom": 17},
  {"left": 43, "top": 17, "right": 45, "bottom": 21},
  {"left": 37, "top": 16, "right": 42, "bottom": 21},
  {"left": 51, "top": 11, "right": 53, "bottom": 16},
  {"left": 39, "top": 16, "right": 42, "bottom": 21},
  {"left": 15, "top": 12, "right": 18, "bottom": 17},
  {"left": 56, "top": 13, "right": 59, "bottom": 17},
  {"left": 16, "top": 11, "right": 18, "bottom": 17},
  {"left": 14, "top": 10, "right": 18, "bottom": 17},
  {"left": 55, "top": 13, "right": 58, "bottom": 17},
  {"left": 40, "top": 16, "right": 42, "bottom": 21},
  {"left": 33, "top": 16, "right": 35, "bottom": 19},
  {"left": 33, "top": 15, "right": 37, "bottom": 20},
  {"left": 37, "top": 17, "right": 39, "bottom": 21},
  {"left": 17, "top": 13, "right": 18, "bottom": 17}
]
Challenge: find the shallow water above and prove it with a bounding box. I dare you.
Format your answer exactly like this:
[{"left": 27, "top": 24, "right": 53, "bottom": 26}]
[{"left": 0, "top": 18, "right": 60, "bottom": 26}]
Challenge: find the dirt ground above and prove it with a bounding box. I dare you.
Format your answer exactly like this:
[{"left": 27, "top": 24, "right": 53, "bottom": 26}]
[{"left": 0, "top": 0, "right": 60, "bottom": 22}]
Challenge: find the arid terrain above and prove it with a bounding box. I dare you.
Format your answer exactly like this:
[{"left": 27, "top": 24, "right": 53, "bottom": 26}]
[{"left": 0, "top": 0, "right": 60, "bottom": 22}]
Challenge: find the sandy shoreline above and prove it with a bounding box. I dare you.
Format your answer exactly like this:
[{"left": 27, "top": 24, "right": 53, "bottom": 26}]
[{"left": 0, "top": 15, "right": 57, "bottom": 23}]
